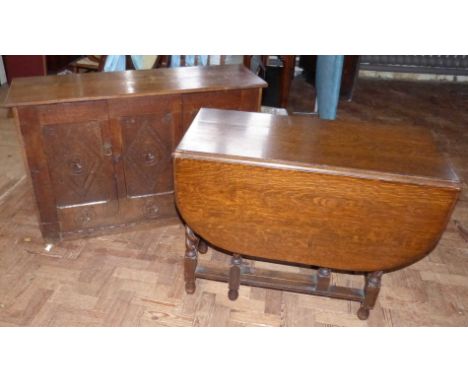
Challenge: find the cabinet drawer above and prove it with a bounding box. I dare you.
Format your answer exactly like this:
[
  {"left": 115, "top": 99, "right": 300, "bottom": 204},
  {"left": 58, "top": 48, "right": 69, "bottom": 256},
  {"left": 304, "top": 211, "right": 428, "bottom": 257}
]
[
  {"left": 118, "top": 193, "right": 177, "bottom": 224},
  {"left": 57, "top": 200, "right": 119, "bottom": 234}
]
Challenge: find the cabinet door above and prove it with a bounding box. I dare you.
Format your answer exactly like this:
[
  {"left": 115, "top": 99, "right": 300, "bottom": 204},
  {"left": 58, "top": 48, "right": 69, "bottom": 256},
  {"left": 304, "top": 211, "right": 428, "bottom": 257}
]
[
  {"left": 39, "top": 102, "right": 116, "bottom": 207},
  {"left": 39, "top": 102, "right": 115, "bottom": 207},
  {"left": 181, "top": 88, "right": 261, "bottom": 134},
  {"left": 35, "top": 101, "right": 117, "bottom": 234},
  {"left": 108, "top": 95, "right": 181, "bottom": 222}
]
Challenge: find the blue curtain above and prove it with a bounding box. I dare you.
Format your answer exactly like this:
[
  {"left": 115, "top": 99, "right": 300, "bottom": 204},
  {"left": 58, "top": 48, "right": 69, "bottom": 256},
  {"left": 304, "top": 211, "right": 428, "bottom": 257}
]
[
  {"left": 316, "top": 55, "right": 344, "bottom": 120},
  {"left": 104, "top": 55, "right": 211, "bottom": 71},
  {"left": 130, "top": 55, "right": 144, "bottom": 69},
  {"left": 198, "top": 55, "right": 209, "bottom": 66},
  {"left": 103, "top": 55, "right": 148, "bottom": 71},
  {"left": 103, "top": 55, "right": 126, "bottom": 72},
  {"left": 170, "top": 55, "right": 209, "bottom": 68}
]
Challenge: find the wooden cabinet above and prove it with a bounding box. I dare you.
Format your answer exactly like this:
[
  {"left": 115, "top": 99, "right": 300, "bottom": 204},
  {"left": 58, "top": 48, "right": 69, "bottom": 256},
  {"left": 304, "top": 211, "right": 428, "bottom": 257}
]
[
  {"left": 181, "top": 89, "right": 261, "bottom": 129},
  {"left": 5, "top": 65, "right": 266, "bottom": 241}
]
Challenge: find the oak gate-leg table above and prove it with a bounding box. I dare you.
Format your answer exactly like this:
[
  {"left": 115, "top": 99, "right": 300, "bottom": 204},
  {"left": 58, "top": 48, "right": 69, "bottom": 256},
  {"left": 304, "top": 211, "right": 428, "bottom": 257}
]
[{"left": 174, "top": 108, "right": 460, "bottom": 320}]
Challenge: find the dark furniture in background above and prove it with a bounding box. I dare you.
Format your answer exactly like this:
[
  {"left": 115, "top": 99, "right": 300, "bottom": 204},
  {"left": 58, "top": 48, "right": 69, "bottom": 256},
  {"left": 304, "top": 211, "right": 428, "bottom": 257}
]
[
  {"left": 299, "top": 55, "right": 360, "bottom": 101},
  {"left": 244, "top": 55, "right": 296, "bottom": 108},
  {"left": 46, "top": 55, "right": 81, "bottom": 73},
  {"left": 174, "top": 108, "right": 460, "bottom": 319},
  {"left": 2, "top": 55, "right": 80, "bottom": 84},
  {"left": 4, "top": 65, "right": 266, "bottom": 242},
  {"left": 68, "top": 55, "right": 107, "bottom": 73}
]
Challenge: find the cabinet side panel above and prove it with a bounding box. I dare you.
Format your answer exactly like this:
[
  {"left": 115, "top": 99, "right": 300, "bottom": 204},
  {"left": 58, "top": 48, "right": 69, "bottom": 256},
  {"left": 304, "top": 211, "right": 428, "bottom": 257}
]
[{"left": 16, "top": 106, "right": 60, "bottom": 242}]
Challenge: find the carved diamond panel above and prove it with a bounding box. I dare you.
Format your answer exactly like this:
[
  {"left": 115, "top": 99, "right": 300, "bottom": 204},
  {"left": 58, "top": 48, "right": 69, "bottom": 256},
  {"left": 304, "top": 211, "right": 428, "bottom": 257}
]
[
  {"left": 42, "top": 121, "right": 115, "bottom": 207},
  {"left": 121, "top": 114, "right": 173, "bottom": 197}
]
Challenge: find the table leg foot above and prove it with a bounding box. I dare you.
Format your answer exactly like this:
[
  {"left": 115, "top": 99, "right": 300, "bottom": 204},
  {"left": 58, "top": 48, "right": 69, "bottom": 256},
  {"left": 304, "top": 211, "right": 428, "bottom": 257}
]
[
  {"left": 198, "top": 239, "right": 208, "bottom": 254},
  {"left": 228, "top": 289, "right": 239, "bottom": 301},
  {"left": 357, "top": 306, "right": 370, "bottom": 320},
  {"left": 228, "top": 254, "right": 242, "bottom": 301},
  {"left": 357, "top": 271, "right": 383, "bottom": 320},
  {"left": 317, "top": 268, "right": 331, "bottom": 291},
  {"left": 184, "top": 225, "right": 198, "bottom": 294}
]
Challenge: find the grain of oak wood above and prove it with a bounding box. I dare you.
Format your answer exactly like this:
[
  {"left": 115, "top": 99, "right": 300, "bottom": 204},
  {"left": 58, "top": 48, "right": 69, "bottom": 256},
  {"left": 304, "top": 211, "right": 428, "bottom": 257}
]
[
  {"left": 174, "top": 108, "right": 460, "bottom": 272},
  {"left": 175, "top": 108, "right": 459, "bottom": 187}
]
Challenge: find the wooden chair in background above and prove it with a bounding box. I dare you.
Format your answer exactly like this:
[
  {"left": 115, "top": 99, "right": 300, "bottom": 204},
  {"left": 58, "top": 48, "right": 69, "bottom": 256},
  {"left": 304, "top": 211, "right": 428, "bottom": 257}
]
[
  {"left": 244, "top": 55, "right": 296, "bottom": 108},
  {"left": 68, "top": 55, "right": 107, "bottom": 73},
  {"left": 68, "top": 55, "right": 167, "bottom": 73}
]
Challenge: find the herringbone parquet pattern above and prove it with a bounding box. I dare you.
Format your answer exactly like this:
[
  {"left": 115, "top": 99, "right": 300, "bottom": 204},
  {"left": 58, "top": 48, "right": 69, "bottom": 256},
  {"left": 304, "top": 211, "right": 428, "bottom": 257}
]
[{"left": 1, "top": 77, "right": 468, "bottom": 326}]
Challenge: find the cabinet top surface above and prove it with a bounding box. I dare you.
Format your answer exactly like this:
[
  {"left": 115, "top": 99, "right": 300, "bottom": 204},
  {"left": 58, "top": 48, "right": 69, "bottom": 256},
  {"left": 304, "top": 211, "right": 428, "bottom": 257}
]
[
  {"left": 175, "top": 108, "right": 460, "bottom": 188},
  {"left": 4, "top": 64, "right": 267, "bottom": 107}
]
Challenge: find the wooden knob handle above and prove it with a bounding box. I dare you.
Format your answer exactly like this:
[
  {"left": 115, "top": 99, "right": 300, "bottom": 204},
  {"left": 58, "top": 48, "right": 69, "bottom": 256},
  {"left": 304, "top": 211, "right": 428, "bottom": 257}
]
[
  {"left": 70, "top": 161, "right": 83, "bottom": 174},
  {"left": 102, "top": 142, "right": 112, "bottom": 156},
  {"left": 144, "top": 152, "right": 156, "bottom": 164}
]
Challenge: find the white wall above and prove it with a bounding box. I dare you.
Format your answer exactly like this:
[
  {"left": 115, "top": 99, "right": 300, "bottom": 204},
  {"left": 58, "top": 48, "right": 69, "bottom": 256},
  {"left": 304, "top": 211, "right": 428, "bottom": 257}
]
[{"left": 0, "top": 56, "right": 6, "bottom": 85}]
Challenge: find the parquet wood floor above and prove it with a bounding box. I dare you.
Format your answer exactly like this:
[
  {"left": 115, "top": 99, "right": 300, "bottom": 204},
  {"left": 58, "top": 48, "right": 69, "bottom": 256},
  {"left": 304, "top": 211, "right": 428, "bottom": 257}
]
[{"left": 1, "top": 77, "right": 467, "bottom": 326}]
